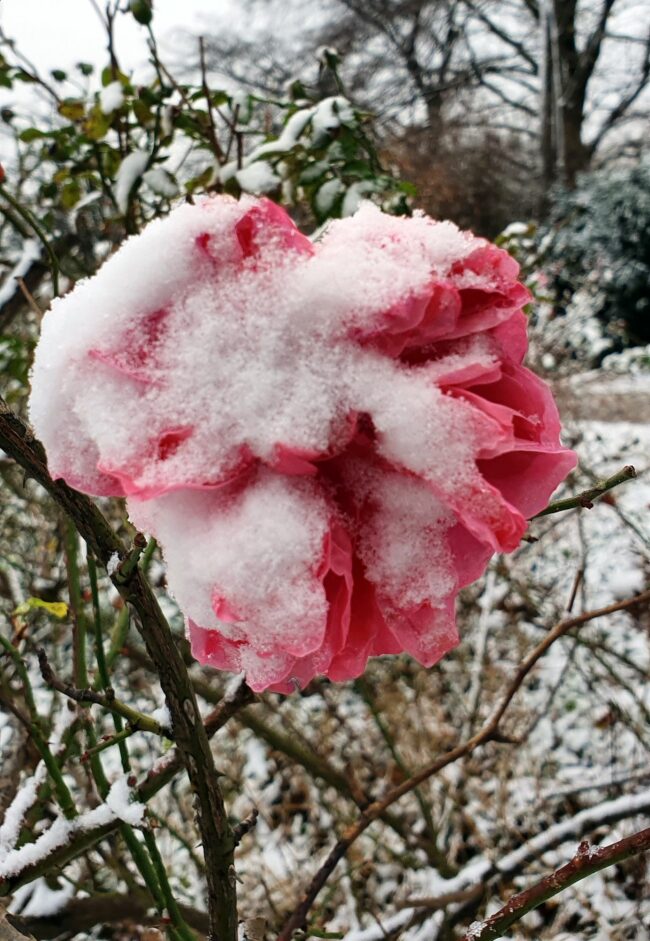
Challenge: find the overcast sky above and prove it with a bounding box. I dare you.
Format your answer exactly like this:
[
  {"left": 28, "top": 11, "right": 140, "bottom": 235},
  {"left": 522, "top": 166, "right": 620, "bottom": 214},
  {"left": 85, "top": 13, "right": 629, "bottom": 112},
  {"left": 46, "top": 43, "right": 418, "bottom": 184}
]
[{"left": 0, "top": 0, "right": 225, "bottom": 75}]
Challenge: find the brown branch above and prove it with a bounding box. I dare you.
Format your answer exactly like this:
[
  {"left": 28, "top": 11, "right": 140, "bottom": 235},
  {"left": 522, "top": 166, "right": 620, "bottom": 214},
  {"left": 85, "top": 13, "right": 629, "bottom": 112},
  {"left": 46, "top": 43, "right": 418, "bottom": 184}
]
[
  {"left": 0, "top": 397, "right": 238, "bottom": 941},
  {"left": 8, "top": 890, "right": 210, "bottom": 939},
  {"left": 277, "top": 588, "right": 650, "bottom": 940},
  {"left": 459, "top": 828, "right": 650, "bottom": 941},
  {"left": 232, "top": 808, "right": 259, "bottom": 846}
]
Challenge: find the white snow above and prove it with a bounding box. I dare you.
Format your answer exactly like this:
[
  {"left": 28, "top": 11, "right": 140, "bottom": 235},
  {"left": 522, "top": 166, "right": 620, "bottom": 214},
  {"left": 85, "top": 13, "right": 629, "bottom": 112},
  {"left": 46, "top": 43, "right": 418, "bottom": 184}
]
[
  {"left": 0, "top": 239, "right": 41, "bottom": 308},
  {"left": 28, "top": 194, "right": 571, "bottom": 690},
  {"left": 235, "top": 161, "right": 281, "bottom": 194},
  {"left": 466, "top": 923, "right": 486, "bottom": 940},
  {"left": 99, "top": 80, "right": 124, "bottom": 114},
  {"left": 0, "top": 774, "right": 42, "bottom": 857},
  {"left": 221, "top": 96, "right": 356, "bottom": 189},
  {"left": 114, "top": 150, "right": 149, "bottom": 214},
  {"left": 9, "top": 877, "right": 74, "bottom": 917},
  {"left": 0, "top": 777, "right": 144, "bottom": 879},
  {"left": 143, "top": 166, "right": 179, "bottom": 199},
  {"left": 343, "top": 788, "right": 650, "bottom": 941},
  {"left": 315, "top": 178, "right": 344, "bottom": 215},
  {"left": 105, "top": 775, "right": 146, "bottom": 826},
  {"left": 151, "top": 702, "right": 172, "bottom": 732},
  {"left": 0, "top": 804, "right": 113, "bottom": 878}
]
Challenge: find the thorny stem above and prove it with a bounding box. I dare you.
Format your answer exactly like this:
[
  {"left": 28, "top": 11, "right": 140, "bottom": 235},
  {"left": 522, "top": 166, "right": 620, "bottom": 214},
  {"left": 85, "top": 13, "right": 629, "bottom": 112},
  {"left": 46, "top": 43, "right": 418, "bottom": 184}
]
[
  {"left": 530, "top": 464, "right": 636, "bottom": 518},
  {"left": 189, "top": 673, "right": 424, "bottom": 853},
  {"left": 0, "top": 681, "right": 255, "bottom": 896},
  {"left": 81, "top": 726, "right": 135, "bottom": 761},
  {"left": 0, "top": 384, "right": 239, "bottom": 941},
  {"left": 277, "top": 588, "right": 650, "bottom": 940},
  {"left": 459, "top": 827, "right": 650, "bottom": 941}
]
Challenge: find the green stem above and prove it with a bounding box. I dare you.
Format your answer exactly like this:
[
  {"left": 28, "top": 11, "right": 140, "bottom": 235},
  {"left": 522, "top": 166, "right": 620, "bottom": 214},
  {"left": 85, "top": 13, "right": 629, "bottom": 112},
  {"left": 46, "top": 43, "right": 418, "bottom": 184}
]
[
  {"left": 88, "top": 553, "right": 129, "bottom": 770},
  {"left": 143, "top": 828, "right": 198, "bottom": 941},
  {"left": 64, "top": 521, "right": 88, "bottom": 689},
  {"left": 531, "top": 465, "right": 636, "bottom": 519},
  {"left": 106, "top": 607, "right": 130, "bottom": 669},
  {"left": 0, "top": 635, "right": 77, "bottom": 820},
  {"left": 82, "top": 726, "right": 135, "bottom": 761}
]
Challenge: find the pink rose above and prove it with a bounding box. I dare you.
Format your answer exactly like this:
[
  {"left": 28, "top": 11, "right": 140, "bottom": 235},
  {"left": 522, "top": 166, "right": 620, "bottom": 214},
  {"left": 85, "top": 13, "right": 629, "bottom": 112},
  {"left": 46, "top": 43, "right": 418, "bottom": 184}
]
[{"left": 30, "top": 196, "right": 576, "bottom": 692}]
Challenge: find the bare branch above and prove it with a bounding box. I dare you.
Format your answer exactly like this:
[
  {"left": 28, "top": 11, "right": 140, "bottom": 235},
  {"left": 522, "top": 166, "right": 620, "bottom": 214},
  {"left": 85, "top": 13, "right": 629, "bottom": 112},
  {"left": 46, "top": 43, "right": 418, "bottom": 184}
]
[
  {"left": 0, "top": 397, "right": 238, "bottom": 941},
  {"left": 277, "top": 588, "right": 650, "bottom": 939},
  {"left": 459, "top": 827, "right": 650, "bottom": 941}
]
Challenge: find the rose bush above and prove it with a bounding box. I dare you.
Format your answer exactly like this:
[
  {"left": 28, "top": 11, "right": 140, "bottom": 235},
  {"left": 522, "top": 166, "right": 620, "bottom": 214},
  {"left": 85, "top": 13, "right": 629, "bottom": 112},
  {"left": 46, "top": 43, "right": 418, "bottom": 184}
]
[{"left": 30, "top": 196, "right": 576, "bottom": 691}]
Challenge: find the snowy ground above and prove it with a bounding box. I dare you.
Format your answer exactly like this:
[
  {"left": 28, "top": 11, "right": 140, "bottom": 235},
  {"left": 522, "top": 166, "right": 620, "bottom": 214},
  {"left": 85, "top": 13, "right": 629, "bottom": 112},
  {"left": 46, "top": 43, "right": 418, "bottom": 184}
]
[{"left": 1, "top": 375, "right": 648, "bottom": 940}]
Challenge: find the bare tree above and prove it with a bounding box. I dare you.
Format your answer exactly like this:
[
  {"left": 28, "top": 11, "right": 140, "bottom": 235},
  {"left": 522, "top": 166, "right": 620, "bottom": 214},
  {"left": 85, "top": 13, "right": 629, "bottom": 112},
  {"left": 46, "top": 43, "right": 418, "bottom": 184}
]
[
  {"left": 467, "top": 0, "right": 650, "bottom": 187},
  {"left": 200, "top": 0, "right": 650, "bottom": 203}
]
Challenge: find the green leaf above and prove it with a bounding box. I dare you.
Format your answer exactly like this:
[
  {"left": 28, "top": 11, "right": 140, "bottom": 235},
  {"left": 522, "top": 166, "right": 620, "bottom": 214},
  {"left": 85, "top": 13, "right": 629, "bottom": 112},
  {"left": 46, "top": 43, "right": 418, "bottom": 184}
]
[
  {"left": 101, "top": 66, "right": 129, "bottom": 88},
  {"left": 132, "top": 98, "right": 154, "bottom": 126},
  {"left": 15, "top": 68, "right": 38, "bottom": 84},
  {"left": 61, "top": 179, "right": 82, "bottom": 210},
  {"left": 77, "top": 62, "right": 94, "bottom": 76},
  {"left": 185, "top": 166, "right": 214, "bottom": 195},
  {"left": 130, "top": 0, "right": 153, "bottom": 25},
  {"left": 58, "top": 99, "right": 85, "bottom": 122},
  {"left": 83, "top": 105, "right": 112, "bottom": 141},
  {"left": 13, "top": 597, "right": 68, "bottom": 619},
  {"left": 19, "top": 127, "right": 45, "bottom": 143},
  {"left": 51, "top": 69, "right": 67, "bottom": 82}
]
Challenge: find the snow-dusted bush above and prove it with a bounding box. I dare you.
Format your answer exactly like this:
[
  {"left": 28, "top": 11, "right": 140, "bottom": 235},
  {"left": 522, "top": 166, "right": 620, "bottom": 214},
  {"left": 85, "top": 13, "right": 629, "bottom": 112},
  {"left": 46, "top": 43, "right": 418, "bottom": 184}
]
[{"left": 542, "top": 160, "right": 650, "bottom": 353}]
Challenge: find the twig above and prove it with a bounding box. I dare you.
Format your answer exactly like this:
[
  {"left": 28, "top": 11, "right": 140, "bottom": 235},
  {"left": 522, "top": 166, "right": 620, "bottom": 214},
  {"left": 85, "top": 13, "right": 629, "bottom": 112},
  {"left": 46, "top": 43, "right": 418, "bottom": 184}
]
[
  {"left": 80, "top": 727, "right": 135, "bottom": 762},
  {"left": 277, "top": 588, "right": 650, "bottom": 940},
  {"left": 0, "top": 636, "right": 77, "bottom": 820},
  {"left": 0, "top": 395, "right": 239, "bottom": 941},
  {"left": 7, "top": 891, "right": 210, "bottom": 940},
  {"left": 37, "top": 647, "right": 166, "bottom": 736},
  {"left": 0, "top": 184, "right": 60, "bottom": 297},
  {"left": 0, "top": 647, "right": 253, "bottom": 899},
  {"left": 199, "top": 36, "right": 224, "bottom": 161},
  {"left": 16, "top": 276, "right": 43, "bottom": 317},
  {"left": 531, "top": 465, "right": 637, "bottom": 518},
  {"left": 111, "top": 532, "right": 148, "bottom": 584},
  {"left": 360, "top": 788, "right": 650, "bottom": 941},
  {"left": 459, "top": 828, "right": 650, "bottom": 941},
  {"left": 232, "top": 808, "right": 259, "bottom": 845}
]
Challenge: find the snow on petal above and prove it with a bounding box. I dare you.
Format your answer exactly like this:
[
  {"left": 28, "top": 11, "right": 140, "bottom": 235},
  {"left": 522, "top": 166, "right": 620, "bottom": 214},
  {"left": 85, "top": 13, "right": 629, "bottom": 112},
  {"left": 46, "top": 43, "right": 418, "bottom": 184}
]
[{"left": 29, "top": 195, "right": 576, "bottom": 691}]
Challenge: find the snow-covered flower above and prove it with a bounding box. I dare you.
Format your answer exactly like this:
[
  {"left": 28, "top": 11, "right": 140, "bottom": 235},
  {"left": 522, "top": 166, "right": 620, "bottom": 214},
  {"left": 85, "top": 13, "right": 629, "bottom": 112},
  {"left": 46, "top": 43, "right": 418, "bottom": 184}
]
[{"left": 30, "top": 196, "right": 576, "bottom": 691}]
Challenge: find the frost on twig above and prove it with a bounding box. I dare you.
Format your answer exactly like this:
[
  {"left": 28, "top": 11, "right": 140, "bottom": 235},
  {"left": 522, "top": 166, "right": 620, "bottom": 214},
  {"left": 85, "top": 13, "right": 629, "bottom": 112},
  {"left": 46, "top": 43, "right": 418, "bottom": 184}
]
[{"left": 0, "top": 776, "right": 144, "bottom": 881}]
